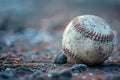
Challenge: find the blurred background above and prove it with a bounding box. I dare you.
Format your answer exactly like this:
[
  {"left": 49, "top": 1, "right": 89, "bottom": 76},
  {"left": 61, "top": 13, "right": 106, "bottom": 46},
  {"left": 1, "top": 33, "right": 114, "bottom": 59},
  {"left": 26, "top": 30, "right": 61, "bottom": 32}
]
[{"left": 0, "top": 0, "right": 120, "bottom": 57}]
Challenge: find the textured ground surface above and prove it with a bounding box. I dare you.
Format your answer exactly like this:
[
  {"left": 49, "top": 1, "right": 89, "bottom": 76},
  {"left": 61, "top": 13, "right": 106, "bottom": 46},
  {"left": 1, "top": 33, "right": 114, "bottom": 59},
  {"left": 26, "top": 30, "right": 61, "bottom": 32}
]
[{"left": 0, "top": 0, "right": 120, "bottom": 80}]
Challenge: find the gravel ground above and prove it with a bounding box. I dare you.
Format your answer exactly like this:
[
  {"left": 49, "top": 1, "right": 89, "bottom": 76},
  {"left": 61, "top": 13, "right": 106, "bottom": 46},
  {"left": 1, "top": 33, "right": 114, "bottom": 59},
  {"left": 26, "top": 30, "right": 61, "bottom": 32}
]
[{"left": 0, "top": 0, "right": 120, "bottom": 80}]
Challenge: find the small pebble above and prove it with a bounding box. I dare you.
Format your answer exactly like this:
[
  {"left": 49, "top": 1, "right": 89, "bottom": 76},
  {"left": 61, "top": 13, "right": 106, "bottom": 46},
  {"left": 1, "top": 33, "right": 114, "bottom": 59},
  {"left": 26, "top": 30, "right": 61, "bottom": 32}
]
[
  {"left": 65, "top": 64, "right": 87, "bottom": 73},
  {"left": 54, "top": 51, "right": 67, "bottom": 64}
]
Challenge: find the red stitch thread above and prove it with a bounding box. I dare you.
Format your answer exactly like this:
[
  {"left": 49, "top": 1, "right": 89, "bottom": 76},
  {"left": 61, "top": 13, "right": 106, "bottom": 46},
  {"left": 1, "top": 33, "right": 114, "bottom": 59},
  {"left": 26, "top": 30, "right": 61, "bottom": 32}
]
[
  {"left": 63, "top": 48, "right": 89, "bottom": 64},
  {"left": 72, "top": 17, "right": 114, "bottom": 43}
]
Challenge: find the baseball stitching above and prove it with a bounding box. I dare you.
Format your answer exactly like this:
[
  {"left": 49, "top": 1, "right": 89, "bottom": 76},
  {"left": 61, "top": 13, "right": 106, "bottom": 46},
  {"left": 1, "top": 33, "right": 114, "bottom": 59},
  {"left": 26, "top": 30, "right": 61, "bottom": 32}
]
[
  {"left": 72, "top": 17, "right": 114, "bottom": 43},
  {"left": 63, "top": 17, "right": 114, "bottom": 64},
  {"left": 63, "top": 48, "right": 90, "bottom": 64}
]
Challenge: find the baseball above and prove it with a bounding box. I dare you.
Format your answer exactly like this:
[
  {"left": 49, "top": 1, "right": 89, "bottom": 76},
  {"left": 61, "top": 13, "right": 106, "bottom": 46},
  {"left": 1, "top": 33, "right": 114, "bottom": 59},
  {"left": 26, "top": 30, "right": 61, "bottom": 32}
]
[{"left": 62, "top": 15, "right": 116, "bottom": 65}]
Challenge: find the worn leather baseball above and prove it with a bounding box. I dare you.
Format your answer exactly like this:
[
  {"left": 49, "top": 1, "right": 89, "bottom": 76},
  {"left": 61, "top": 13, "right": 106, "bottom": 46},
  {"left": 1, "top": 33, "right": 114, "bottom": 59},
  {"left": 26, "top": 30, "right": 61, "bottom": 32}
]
[{"left": 62, "top": 15, "right": 116, "bottom": 65}]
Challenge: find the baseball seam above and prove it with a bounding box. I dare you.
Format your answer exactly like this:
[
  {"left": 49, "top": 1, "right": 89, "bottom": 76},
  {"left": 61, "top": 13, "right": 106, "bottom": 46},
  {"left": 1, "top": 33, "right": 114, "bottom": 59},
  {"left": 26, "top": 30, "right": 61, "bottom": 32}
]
[
  {"left": 72, "top": 17, "right": 114, "bottom": 43},
  {"left": 63, "top": 48, "right": 90, "bottom": 64}
]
